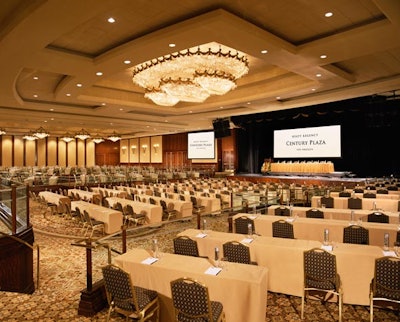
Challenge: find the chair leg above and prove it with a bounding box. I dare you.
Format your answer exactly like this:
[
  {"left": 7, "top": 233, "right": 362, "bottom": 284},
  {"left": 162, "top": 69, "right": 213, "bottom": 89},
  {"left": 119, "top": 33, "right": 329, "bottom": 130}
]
[
  {"left": 301, "top": 292, "right": 305, "bottom": 319},
  {"left": 338, "top": 293, "right": 342, "bottom": 322},
  {"left": 370, "top": 297, "right": 374, "bottom": 322}
]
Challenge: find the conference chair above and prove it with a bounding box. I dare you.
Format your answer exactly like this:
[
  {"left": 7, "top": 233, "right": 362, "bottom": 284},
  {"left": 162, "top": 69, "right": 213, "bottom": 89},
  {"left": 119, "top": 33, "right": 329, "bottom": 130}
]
[
  {"left": 222, "top": 241, "right": 256, "bottom": 265},
  {"left": 83, "top": 210, "right": 105, "bottom": 238},
  {"left": 369, "top": 256, "right": 400, "bottom": 322},
  {"left": 102, "top": 264, "right": 159, "bottom": 322},
  {"left": 301, "top": 248, "right": 343, "bottom": 322},
  {"left": 170, "top": 277, "right": 225, "bottom": 322},
  {"left": 363, "top": 192, "right": 376, "bottom": 198},
  {"left": 274, "top": 206, "right": 290, "bottom": 216},
  {"left": 367, "top": 212, "right": 389, "bottom": 223},
  {"left": 348, "top": 197, "right": 362, "bottom": 210},
  {"left": 320, "top": 196, "right": 334, "bottom": 208},
  {"left": 376, "top": 189, "right": 389, "bottom": 194},
  {"left": 338, "top": 191, "right": 351, "bottom": 197},
  {"left": 305, "top": 208, "right": 324, "bottom": 219},
  {"left": 234, "top": 216, "right": 255, "bottom": 235},
  {"left": 160, "top": 200, "right": 177, "bottom": 221},
  {"left": 173, "top": 236, "right": 200, "bottom": 257},
  {"left": 343, "top": 225, "right": 369, "bottom": 245},
  {"left": 272, "top": 219, "right": 294, "bottom": 239},
  {"left": 190, "top": 196, "right": 206, "bottom": 214}
]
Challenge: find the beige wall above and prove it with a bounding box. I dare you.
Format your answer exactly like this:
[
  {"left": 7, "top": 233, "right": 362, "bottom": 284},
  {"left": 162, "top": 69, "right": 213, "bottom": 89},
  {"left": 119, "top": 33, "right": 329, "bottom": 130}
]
[{"left": 0, "top": 136, "right": 95, "bottom": 167}]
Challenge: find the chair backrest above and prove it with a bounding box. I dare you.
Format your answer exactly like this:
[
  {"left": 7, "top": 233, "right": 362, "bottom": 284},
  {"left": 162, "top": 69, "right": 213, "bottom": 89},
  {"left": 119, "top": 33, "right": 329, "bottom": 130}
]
[
  {"left": 303, "top": 248, "right": 339, "bottom": 291},
  {"left": 371, "top": 256, "right": 400, "bottom": 300},
  {"left": 101, "top": 264, "right": 138, "bottom": 313},
  {"left": 354, "top": 188, "right": 364, "bottom": 193},
  {"left": 376, "top": 189, "right": 389, "bottom": 194},
  {"left": 274, "top": 206, "right": 290, "bottom": 216},
  {"left": 170, "top": 277, "right": 213, "bottom": 321},
  {"left": 115, "top": 202, "right": 123, "bottom": 212},
  {"left": 149, "top": 197, "right": 157, "bottom": 205},
  {"left": 338, "top": 191, "right": 351, "bottom": 197},
  {"left": 272, "top": 220, "right": 294, "bottom": 239},
  {"left": 320, "top": 196, "right": 334, "bottom": 208},
  {"left": 363, "top": 192, "right": 376, "bottom": 198},
  {"left": 305, "top": 208, "right": 324, "bottom": 219},
  {"left": 222, "top": 241, "right": 251, "bottom": 264},
  {"left": 234, "top": 216, "right": 254, "bottom": 235},
  {"left": 160, "top": 199, "right": 167, "bottom": 210},
  {"left": 173, "top": 236, "right": 199, "bottom": 257},
  {"left": 343, "top": 225, "right": 369, "bottom": 245},
  {"left": 348, "top": 197, "right": 362, "bottom": 209},
  {"left": 367, "top": 212, "right": 389, "bottom": 223}
]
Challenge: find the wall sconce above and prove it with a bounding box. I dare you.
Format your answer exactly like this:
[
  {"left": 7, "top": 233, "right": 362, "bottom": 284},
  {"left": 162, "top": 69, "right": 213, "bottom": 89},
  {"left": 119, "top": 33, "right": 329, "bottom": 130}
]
[
  {"left": 153, "top": 143, "right": 159, "bottom": 153},
  {"left": 131, "top": 145, "right": 137, "bottom": 154},
  {"left": 142, "top": 144, "right": 148, "bottom": 153},
  {"left": 121, "top": 146, "right": 127, "bottom": 154}
]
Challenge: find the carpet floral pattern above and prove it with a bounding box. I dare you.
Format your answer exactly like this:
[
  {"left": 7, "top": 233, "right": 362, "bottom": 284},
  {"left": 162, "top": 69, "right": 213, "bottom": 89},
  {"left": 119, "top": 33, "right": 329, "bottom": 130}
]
[{"left": 0, "top": 201, "right": 398, "bottom": 321}]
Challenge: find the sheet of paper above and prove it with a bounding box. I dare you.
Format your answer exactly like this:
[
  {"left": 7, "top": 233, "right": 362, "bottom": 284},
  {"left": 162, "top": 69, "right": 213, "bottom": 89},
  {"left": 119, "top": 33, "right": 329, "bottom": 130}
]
[
  {"left": 141, "top": 257, "right": 159, "bottom": 265},
  {"left": 196, "top": 233, "right": 207, "bottom": 238},
  {"left": 241, "top": 238, "right": 253, "bottom": 244},
  {"left": 204, "top": 266, "right": 222, "bottom": 275},
  {"left": 382, "top": 250, "right": 397, "bottom": 257},
  {"left": 321, "top": 245, "right": 333, "bottom": 252}
]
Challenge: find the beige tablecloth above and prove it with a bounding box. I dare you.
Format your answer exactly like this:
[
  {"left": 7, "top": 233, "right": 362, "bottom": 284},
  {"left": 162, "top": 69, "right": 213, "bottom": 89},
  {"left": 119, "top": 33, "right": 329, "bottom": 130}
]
[
  {"left": 179, "top": 228, "right": 388, "bottom": 305},
  {"left": 114, "top": 248, "right": 268, "bottom": 322},
  {"left": 106, "top": 197, "right": 162, "bottom": 224},
  {"left": 38, "top": 191, "right": 70, "bottom": 213},
  {"left": 312, "top": 196, "right": 400, "bottom": 212},
  {"left": 71, "top": 200, "right": 122, "bottom": 234}
]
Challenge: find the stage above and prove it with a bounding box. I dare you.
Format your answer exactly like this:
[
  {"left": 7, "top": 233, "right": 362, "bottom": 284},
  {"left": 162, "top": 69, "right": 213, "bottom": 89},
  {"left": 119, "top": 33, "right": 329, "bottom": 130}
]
[{"left": 230, "top": 171, "right": 368, "bottom": 187}]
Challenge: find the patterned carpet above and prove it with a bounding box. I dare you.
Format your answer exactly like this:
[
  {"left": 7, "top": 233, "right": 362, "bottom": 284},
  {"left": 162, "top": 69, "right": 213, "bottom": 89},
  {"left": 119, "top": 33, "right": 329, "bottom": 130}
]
[{"left": 0, "top": 200, "right": 398, "bottom": 322}]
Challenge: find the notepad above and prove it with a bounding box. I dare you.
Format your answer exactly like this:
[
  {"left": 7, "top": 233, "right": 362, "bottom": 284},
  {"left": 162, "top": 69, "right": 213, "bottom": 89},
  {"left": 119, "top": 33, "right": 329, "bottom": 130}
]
[
  {"left": 241, "top": 237, "right": 253, "bottom": 244},
  {"left": 196, "top": 233, "right": 207, "bottom": 238},
  {"left": 141, "top": 257, "right": 159, "bottom": 265},
  {"left": 382, "top": 250, "right": 397, "bottom": 257},
  {"left": 204, "top": 266, "right": 222, "bottom": 275},
  {"left": 321, "top": 245, "right": 333, "bottom": 252}
]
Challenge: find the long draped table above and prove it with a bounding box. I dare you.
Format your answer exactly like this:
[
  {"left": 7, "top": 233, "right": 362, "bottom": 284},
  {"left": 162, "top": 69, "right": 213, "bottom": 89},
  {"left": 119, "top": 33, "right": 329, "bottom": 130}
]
[
  {"left": 114, "top": 248, "right": 268, "bottom": 322},
  {"left": 178, "top": 228, "right": 391, "bottom": 305},
  {"left": 135, "top": 195, "right": 193, "bottom": 218},
  {"left": 268, "top": 205, "right": 400, "bottom": 224},
  {"left": 311, "top": 195, "right": 400, "bottom": 212},
  {"left": 38, "top": 191, "right": 70, "bottom": 213},
  {"left": 71, "top": 200, "right": 123, "bottom": 234},
  {"left": 106, "top": 197, "right": 162, "bottom": 224},
  {"left": 232, "top": 213, "right": 399, "bottom": 247}
]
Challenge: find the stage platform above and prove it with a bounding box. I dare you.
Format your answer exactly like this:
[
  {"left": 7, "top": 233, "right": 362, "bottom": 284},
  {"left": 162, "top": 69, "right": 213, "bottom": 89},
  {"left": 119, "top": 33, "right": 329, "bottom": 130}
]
[{"left": 230, "top": 172, "right": 367, "bottom": 187}]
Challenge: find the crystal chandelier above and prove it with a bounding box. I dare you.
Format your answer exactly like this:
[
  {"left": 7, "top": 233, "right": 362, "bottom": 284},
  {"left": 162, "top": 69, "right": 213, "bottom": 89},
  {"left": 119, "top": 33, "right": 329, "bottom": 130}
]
[
  {"left": 107, "top": 131, "right": 121, "bottom": 142},
  {"left": 33, "top": 126, "right": 49, "bottom": 139},
  {"left": 92, "top": 135, "right": 105, "bottom": 144},
  {"left": 61, "top": 133, "right": 74, "bottom": 143},
  {"left": 23, "top": 131, "right": 37, "bottom": 141},
  {"left": 132, "top": 44, "right": 249, "bottom": 106},
  {"left": 75, "top": 129, "right": 91, "bottom": 140},
  {"left": 0, "top": 128, "right": 6, "bottom": 135}
]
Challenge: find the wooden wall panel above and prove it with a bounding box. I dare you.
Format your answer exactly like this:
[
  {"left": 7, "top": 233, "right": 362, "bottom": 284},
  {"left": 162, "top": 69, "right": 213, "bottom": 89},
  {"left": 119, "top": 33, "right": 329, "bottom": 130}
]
[
  {"left": 47, "top": 138, "right": 57, "bottom": 166},
  {"left": 86, "top": 141, "right": 95, "bottom": 166},
  {"left": 67, "top": 140, "right": 76, "bottom": 166},
  {"left": 25, "top": 140, "right": 36, "bottom": 166},
  {"left": 37, "top": 139, "right": 46, "bottom": 166},
  {"left": 13, "top": 137, "right": 24, "bottom": 167},
  {"left": 58, "top": 141, "right": 67, "bottom": 167}
]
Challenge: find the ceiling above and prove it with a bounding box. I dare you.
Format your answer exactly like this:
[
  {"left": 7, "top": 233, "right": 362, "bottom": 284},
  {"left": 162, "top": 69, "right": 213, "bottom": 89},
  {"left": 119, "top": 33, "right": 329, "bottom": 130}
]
[{"left": 0, "top": 0, "right": 400, "bottom": 139}]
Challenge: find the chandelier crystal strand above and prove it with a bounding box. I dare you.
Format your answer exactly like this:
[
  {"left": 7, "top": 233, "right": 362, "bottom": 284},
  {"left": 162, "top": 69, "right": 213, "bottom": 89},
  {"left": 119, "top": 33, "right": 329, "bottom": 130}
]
[{"left": 132, "top": 45, "right": 249, "bottom": 106}]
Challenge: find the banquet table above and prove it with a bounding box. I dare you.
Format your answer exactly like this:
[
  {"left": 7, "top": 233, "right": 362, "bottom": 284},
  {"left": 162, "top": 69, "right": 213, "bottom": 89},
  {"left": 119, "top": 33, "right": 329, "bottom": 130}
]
[
  {"left": 38, "top": 191, "right": 70, "bottom": 213},
  {"left": 68, "top": 189, "right": 101, "bottom": 202},
  {"left": 330, "top": 192, "right": 399, "bottom": 200},
  {"left": 178, "top": 229, "right": 393, "bottom": 305},
  {"left": 91, "top": 187, "right": 127, "bottom": 198},
  {"left": 71, "top": 200, "right": 123, "bottom": 234},
  {"left": 311, "top": 195, "right": 400, "bottom": 212},
  {"left": 267, "top": 205, "right": 400, "bottom": 224},
  {"left": 135, "top": 195, "right": 193, "bottom": 218},
  {"left": 106, "top": 197, "right": 162, "bottom": 224},
  {"left": 114, "top": 248, "right": 268, "bottom": 322},
  {"left": 232, "top": 213, "right": 399, "bottom": 247},
  {"left": 169, "top": 192, "right": 221, "bottom": 214}
]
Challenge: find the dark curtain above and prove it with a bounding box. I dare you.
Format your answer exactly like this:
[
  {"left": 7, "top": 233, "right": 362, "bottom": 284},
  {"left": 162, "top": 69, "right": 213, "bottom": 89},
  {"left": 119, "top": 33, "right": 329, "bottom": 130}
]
[{"left": 231, "top": 96, "right": 400, "bottom": 178}]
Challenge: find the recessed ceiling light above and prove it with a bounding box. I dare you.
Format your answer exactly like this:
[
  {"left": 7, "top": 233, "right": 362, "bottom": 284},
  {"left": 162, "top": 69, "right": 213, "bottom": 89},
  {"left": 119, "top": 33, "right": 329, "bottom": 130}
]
[
  {"left": 66, "top": 93, "right": 71, "bottom": 97},
  {"left": 247, "top": 102, "right": 251, "bottom": 105},
  {"left": 50, "top": 108, "right": 54, "bottom": 111},
  {"left": 96, "top": 72, "right": 103, "bottom": 76},
  {"left": 101, "top": 102, "right": 106, "bottom": 106},
  {"left": 189, "top": 111, "right": 193, "bottom": 113},
  {"left": 33, "top": 94, "right": 38, "bottom": 98},
  {"left": 261, "top": 50, "right": 268, "bottom": 54},
  {"left": 119, "top": 108, "right": 123, "bottom": 111},
  {"left": 33, "top": 76, "right": 39, "bottom": 80},
  {"left": 169, "top": 43, "right": 176, "bottom": 48},
  {"left": 312, "top": 88, "right": 316, "bottom": 91},
  {"left": 325, "top": 12, "right": 333, "bottom": 17},
  {"left": 76, "top": 83, "right": 82, "bottom": 87},
  {"left": 107, "top": 17, "right": 115, "bottom": 23},
  {"left": 220, "top": 106, "right": 224, "bottom": 109},
  {"left": 50, "top": 118, "right": 54, "bottom": 121},
  {"left": 320, "top": 54, "right": 327, "bottom": 59},
  {"left": 316, "top": 73, "right": 322, "bottom": 77},
  {"left": 276, "top": 96, "right": 281, "bottom": 100},
  {"left": 123, "top": 60, "right": 131, "bottom": 64}
]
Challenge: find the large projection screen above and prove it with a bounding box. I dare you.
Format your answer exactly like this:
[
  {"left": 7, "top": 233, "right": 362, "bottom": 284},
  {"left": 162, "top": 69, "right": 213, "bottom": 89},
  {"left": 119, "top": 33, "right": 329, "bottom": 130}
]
[
  {"left": 274, "top": 125, "right": 341, "bottom": 158},
  {"left": 188, "top": 131, "right": 215, "bottom": 159}
]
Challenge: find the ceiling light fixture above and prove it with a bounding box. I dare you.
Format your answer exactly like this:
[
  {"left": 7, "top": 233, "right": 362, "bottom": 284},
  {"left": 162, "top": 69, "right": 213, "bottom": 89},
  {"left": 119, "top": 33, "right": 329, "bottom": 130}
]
[
  {"left": 23, "top": 131, "right": 37, "bottom": 141},
  {"left": 0, "top": 128, "right": 6, "bottom": 135},
  {"left": 132, "top": 44, "right": 249, "bottom": 106},
  {"left": 107, "top": 131, "right": 121, "bottom": 142},
  {"left": 75, "top": 129, "right": 91, "bottom": 140},
  {"left": 61, "top": 133, "right": 74, "bottom": 143},
  {"left": 92, "top": 135, "right": 105, "bottom": 144},
  {"left": 33, "top": 126, "right": 49, "bottom": 139}
]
